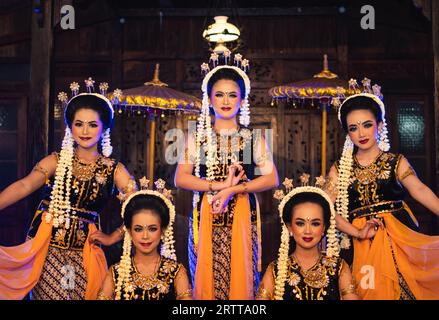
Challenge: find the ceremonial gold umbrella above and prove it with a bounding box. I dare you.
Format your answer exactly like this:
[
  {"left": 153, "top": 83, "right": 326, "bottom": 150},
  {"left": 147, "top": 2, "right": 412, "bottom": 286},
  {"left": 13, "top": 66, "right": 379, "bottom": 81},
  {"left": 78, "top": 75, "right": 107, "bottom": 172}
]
[
  {"left": 109, "top": 64, "right": 201, "bottom": 188},
  {"left": 269, "top": 55, "right": 359, "bottom": 175}
]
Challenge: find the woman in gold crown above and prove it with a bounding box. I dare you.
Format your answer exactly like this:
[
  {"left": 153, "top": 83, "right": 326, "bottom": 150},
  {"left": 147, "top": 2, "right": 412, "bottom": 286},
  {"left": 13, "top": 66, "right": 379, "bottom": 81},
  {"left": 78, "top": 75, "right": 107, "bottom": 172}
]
[
  {"left": 0, "top": 81, "right": 136, "bottom": 300},
  {"left": 98, "top": 181, "right": 192, "bottom": 300},
  {"left": 175, "top": 54, "right": 279, "bottom": 300},
  {"left": 327, "top": 84, "right": 439, "bottom": 299},
  {"left": 257, "top": 178, "right": 364, "bottom": 300}
]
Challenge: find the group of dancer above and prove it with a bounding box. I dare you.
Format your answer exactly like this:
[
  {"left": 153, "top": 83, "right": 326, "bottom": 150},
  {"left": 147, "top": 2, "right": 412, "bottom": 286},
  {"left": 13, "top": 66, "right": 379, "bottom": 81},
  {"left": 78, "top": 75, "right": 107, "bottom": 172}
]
[{"left": 0, "top": 53, "right": 439, "bottom": 300}]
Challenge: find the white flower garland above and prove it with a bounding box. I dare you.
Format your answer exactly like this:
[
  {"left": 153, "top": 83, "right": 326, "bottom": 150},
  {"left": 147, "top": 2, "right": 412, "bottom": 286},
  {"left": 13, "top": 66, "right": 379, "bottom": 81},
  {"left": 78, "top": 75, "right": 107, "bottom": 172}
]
[
  {"left": 274, "top": 224, "right": 290, "bottom": 300},
  {"left": 101, "top": 128, "right": 113, "bottom": 157},
  {"left": 378, "top": 118, "right": 390, "bottom": 152},
  {"left": 335, "top": 135, "right": 354, "bottom": 249},
  {"left": 273, "top": 186, "right": 339, "bottom": 300},
  {"left": 46, "top": 127, "right": 75, "bottom": 228},
  {"left": 115, "top": 189, "right": 177, "bottom": 300}
]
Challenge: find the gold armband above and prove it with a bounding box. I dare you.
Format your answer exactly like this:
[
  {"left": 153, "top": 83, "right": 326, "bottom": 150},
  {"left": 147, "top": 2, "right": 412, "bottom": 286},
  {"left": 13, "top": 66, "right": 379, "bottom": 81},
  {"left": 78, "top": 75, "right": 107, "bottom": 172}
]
[
  {"left": 326, "top": 177, "right": 337, "bottom": 195},
  {"left": 399, "top": 167, "right": 416, "bottom": 181},
  {"left": 255, "top": 153, "right": 268, "bottom": 165},
  {"left": 33, "top": 163, "right": 50, "bottom": 187},
  {"left": 117, "top": 178, "right": 138, "bottom": 202}
]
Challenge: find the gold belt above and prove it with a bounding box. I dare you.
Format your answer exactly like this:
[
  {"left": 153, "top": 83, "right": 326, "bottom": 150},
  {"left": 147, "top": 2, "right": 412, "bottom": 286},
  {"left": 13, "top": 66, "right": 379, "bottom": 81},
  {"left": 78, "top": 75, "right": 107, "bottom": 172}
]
[
  {"left": 350, "top": 200, "right": 404, "bottom": 219},
  {"left": 40, "top": 200, "right": 99, "bottom": 224}
]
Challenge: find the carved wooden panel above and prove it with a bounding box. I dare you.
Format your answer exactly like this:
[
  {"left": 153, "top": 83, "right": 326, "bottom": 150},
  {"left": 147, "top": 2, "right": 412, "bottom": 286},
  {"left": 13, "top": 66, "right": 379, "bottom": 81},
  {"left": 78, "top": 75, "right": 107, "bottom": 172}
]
[{"left": 283, "top": 107, "right": 342, "bottom": 181}]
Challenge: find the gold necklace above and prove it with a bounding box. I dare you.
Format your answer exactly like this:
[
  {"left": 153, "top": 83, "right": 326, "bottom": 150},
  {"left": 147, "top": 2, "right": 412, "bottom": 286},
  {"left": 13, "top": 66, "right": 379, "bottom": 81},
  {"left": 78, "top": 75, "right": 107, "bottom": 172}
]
[
  {"left": 293, "top": 253, "right": 329, "bottom": 289},
  {"left": 72, "top": 154, "right": 100, "bottom": 181},
  {"left": 132, "top": 256, "right": 165, "bottom": 291},
  {"left": 354, "top": 150, "right": 383, "bottom": 168}
]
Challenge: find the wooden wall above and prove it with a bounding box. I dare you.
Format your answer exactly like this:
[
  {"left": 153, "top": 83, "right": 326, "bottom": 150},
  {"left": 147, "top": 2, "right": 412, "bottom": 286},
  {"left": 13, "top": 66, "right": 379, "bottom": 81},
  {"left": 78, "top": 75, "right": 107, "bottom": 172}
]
[{"left": 0, "top": 0, "right": 437, "bottom": 271}]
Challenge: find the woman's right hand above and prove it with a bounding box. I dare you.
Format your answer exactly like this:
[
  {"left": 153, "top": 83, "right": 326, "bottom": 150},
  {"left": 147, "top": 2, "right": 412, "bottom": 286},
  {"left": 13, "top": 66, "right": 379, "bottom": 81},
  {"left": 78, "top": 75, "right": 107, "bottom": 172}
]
[{"left": 223, "top": 163, "right": 245, "bottom": 189}]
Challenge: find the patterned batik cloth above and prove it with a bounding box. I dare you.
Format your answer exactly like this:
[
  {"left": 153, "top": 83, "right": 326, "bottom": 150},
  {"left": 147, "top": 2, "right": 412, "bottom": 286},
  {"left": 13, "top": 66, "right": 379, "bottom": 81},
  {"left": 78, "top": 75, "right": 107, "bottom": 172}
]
[{"left": 32, "top": 246, "right": 87, "bottom": 300}]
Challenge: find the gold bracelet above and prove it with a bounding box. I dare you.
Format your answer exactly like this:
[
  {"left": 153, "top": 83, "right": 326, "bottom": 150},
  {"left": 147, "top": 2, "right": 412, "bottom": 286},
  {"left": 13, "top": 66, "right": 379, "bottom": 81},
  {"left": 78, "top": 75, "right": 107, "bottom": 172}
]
[
  {"left": 208, "top": 180, "right": 213, "bottom": 192},
  {"left": 97, "top": 291, "right": 113, "bottom": 300},
  {"left": 256, "top": 287, "right": 273, "bottom": 300},
  {"left": 242, "top": 181, "right": 248, "bottom": 193},
  {"left": 176, "top": 289, "right": 193, "bottom": 300},
  {"left": 341, "top": 284, "right": 357, "bottom": 296}
]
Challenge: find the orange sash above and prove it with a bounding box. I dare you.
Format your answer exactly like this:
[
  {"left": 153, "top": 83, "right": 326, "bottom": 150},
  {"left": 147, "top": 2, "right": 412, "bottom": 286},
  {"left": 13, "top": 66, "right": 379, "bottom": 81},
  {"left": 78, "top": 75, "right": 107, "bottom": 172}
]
[
  {"left": 0, "top": 212, "right": 52, "bottom": 299},
  {"left": 83, "top": 223, "right": 108, "bottom": 299},
  {"left": 0, "top": 212, "right": 108, "bottom": 300},
  {"left": 352, "top": 208, "right": 439, "bottom": 300},
  {"left": 194, "top": 193, "right": 253, "bottom": 300}
]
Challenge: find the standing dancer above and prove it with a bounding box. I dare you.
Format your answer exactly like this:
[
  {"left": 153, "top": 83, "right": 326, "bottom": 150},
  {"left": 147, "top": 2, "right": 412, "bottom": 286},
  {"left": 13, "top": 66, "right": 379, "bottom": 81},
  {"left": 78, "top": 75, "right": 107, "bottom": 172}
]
[
  {"left": 328, "top": 80, "right": 439, "bottom": 299},
  {"left": 175, "top": 53, "right": 279, "bottom": 299},
  {"left": 0, "top": 79, "right": 136, "bottom": 299}
]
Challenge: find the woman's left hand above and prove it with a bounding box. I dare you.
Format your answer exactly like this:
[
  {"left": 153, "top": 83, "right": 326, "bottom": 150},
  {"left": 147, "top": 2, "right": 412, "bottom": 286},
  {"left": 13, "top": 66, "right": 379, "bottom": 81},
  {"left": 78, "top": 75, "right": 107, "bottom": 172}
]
[
  {"left": 358, "top": 218, "right": 384, "bottom": 240},
  {"left": 211, "top": 188, "right": 236, "bottom": 214},
  {"left": 89, "top": 230, "right": 116, "bottom": 246}
]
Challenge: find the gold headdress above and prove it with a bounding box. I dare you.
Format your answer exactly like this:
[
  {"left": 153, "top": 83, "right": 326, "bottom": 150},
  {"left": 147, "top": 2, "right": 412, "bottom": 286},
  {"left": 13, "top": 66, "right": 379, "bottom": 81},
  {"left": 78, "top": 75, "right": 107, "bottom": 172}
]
[
  {"left": 115, "top": 177, "right": 176, "bottom": 300},
  {"left": 272, "top": 174, "right": 339, "bottom": 300},
  {"left": 58, "top": 77, "right": 115, "bottom": 124}
]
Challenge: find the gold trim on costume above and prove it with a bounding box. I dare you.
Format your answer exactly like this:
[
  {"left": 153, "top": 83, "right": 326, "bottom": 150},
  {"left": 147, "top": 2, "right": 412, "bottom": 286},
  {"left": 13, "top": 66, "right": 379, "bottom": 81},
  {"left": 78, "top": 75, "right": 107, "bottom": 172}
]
[
  {"left": 399, "top": 167, "right": 416, "bottom": 181},
  {"left": 349, "top": 200, "right": 404, "bottom": 219}
]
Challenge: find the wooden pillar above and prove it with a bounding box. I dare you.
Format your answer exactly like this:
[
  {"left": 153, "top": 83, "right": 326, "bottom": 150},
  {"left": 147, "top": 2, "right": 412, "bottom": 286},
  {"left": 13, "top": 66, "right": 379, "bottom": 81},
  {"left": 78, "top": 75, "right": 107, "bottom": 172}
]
[
  {"left": 433, "top": 0, "right": 439, "bottom": 232},
  {"left": 28, "top": 0, "right": 53, "bottom": 168}
]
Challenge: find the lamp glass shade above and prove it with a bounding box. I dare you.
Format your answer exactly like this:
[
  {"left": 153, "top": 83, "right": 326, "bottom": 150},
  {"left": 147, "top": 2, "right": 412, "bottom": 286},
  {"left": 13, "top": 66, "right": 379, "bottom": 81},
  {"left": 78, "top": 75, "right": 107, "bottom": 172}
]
[{"left": 203, "top": 16, "right": 240, "bottom": 43}]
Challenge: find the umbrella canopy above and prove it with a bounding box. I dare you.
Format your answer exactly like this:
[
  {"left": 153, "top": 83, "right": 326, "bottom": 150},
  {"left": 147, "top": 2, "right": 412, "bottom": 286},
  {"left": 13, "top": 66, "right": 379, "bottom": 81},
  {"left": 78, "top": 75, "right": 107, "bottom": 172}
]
[
  {"left": 269, "top": 54, "right": 359, "bottom": 102},
  {"left": 109, "top": 64, "right": 201, "bottom": 188},
  {"left": 108, "top": 64, "right": 201, "bottom": 113},
  {"left": 268, "top": 55, "right": 360, "bottom": 176}
]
